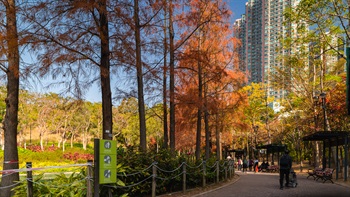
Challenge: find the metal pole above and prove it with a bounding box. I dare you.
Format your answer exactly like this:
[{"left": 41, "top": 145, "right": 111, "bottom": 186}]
[
  {"left": 328, "top": 141, "right": 331, "bottom": 168},
  {"left": 344, "top": 136, "right": 348, "bottom": 181},
  {"left": 323, "top": 140, "right": 326, "bottom": 169},
  {"left": 346, "top": 47, "right": 350, "bottom": 115},
  {"left": 336, "top": 138, "right": 339, "bottom": 180},
  {"left": 322, "top": 98, "right": 326, "bottom": 132},
  {"left": 313, "top": 96, "right": 318, "bottom": 132}
]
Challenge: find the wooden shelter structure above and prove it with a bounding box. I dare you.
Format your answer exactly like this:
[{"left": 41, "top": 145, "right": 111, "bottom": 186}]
[
  {"left": 303, "top": 131, "right": 349, "bottom": 181},
  {"left": 227, "top": 149, "right": 246, "bottom": 159},
  {"left": 255, "top": 144, "right": 287, "bottom": 165}
]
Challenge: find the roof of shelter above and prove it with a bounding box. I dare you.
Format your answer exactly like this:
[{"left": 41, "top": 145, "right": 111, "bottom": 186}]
[
  {"left": 227, "top": 149, "right": 245, "bottom": 153},
  {"left": 256, "top": 144, "right": 286, "bottom": 152},
  {"left": 303, "top": 131, "right": 350, "bottom": 146}
]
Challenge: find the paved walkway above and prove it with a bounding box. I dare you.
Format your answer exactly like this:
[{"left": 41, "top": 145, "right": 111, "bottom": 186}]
[{"left": 194, "top": 171, "right": 350, "bottom": 197}]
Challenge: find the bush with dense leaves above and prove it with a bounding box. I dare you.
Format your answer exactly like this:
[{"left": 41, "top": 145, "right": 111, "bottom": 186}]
[
  {"left": 113, "top": 146, "right": 208, "bottom": 196},
  {"left": 13, "top": 165, "right": 128, "bottom": 197}
]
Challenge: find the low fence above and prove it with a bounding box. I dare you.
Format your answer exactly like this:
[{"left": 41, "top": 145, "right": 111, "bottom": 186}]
[{"left": 0, "top": 159, "right": 235, "bottom": 196}]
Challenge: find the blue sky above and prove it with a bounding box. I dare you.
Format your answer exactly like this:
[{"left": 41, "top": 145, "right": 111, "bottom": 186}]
[{"left": 227, "top": 0, "right": 247, "bottom": 21}]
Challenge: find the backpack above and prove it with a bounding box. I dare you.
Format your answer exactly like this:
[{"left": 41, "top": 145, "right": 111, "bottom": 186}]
[{"left": 280, "top": 155, "right": 289, "bottom": 167}]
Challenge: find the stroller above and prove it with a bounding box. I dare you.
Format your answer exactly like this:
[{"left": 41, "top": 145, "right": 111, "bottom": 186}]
[{"left": 288, "top": 169, "right": 298, "bottom": 188}]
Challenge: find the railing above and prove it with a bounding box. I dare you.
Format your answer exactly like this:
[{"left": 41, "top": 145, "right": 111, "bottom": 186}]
[{"left": 0, "top": 159, "right": 235, "bottom": 197}]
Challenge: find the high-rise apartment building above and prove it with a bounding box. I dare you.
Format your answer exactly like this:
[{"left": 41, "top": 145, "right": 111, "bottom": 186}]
[
  {"left": 234, "top": 0, "right": 300, "bottom": 99},
  {"left": 233, "top": 15, "right": 247, "bottom": 73}
]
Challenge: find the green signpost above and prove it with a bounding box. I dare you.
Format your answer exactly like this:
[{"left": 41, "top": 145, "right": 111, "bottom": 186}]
[
  {"left": 94, "top": 138, "right": 117, "bottom": 196},
  {"left": 99, "top": 139, "right": 117, "bottom": 184}
]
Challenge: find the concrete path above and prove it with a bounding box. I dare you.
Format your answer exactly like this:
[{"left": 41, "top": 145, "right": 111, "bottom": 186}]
[{"left": 194, "top": 171, "right": 350, "bottom": 197}]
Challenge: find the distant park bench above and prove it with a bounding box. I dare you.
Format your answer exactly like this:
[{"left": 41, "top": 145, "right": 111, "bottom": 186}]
[
  {"left": 315, "top": 168, "right": 335, "bottom": 183},
  {"left": 307, "top": 167, "right": 323, "bottom": 180},
  {"left": 266, "top": 165, "right": 279, "bottom": 173}
]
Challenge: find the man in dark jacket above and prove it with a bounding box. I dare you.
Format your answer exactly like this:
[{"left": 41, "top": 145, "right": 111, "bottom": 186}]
[{"left": 279, "top": 149, "right": 292, "bottom": 190}]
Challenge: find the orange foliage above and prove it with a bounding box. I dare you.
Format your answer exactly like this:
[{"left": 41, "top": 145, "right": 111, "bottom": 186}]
[
  {"left": 173, "top": 0, "right": 247, "bottom": 152},
  {"left": 327, "top": 76, "right": 348, "bottom": 130}
]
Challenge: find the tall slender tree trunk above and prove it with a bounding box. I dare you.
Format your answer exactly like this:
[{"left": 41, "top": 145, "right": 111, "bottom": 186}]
[
  {"left": 204, "top": 77, "right": 210, "bottom": 160},
  {"left": 70, "top": 134, "right": 74, "bottom": 148},
  {"left": 40, "top": 131, "right": 44, "bottom": 151},
  {"left": 169, "top": 0, "right": 176, "bottom": 152},
  {"left": 215, "top": 113, "right": 220, "bottom": 160},
  {"left": 204, "top": 109, "right": 210, "bottom": 160},
  {"left": 162, "top": 0, "right": 169, "bottom": 149},
  {"left": 195, "top": 36, "right": 203, "bottom": 161},
  {"left": 98, "top": 0, "right": 113, "bottom": 140},
  {"left": 196, "top": 108, "right": 202, "bottom": 161},
  {"left": 134, "top": 0, "right": 147, "bottom": 152},
  {"left": 0, "top": 1, "right": 20, "bottom": 196}
]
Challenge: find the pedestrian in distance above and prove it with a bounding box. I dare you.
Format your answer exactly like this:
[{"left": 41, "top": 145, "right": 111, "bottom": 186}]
[
  {"left": 249, "top": 158, "right": 253, "bottom": 171},
  {"left": 254, "top": 158, "right": 259, "bottom": 173},
  {"left": 238, "top": 157, "right": 242, "bottom": 171},
  {"left": 279, "top": 149, "right": 292, "bottom": 190},
  {"left": 243, "top": 157, "right": 248, "bottom": 172}
]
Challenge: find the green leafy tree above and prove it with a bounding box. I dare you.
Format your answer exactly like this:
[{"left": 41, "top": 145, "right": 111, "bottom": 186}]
[
  {"left": 116, "top": 98, "right": 141, "bottom": 147},
  {"left": 280, "top": 0, "right": 349, "bottom": 167},
  {"left": 146, "top": 103, "right": 164, "bottom": 151},
  {"left": 240, "top": 83, "right": 274, "bottom": 157}
]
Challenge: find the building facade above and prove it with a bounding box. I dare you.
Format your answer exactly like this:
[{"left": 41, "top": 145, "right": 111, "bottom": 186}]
[{"left": 233, "top": 0, "right": 300, "bottom": 99}]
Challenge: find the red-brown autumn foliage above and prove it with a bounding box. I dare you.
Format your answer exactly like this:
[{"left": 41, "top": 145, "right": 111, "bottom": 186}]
[{"left": 173, "top": 0, "right": 247, "bottom": 154}]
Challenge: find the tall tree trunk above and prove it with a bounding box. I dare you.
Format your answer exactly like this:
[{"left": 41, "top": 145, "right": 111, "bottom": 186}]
[
  {"left": 1, "top": 1, "right": 20, "bottom": 196},
  {"left": 204, "top": 110, "right": 210, "bottom": 160},
  {"left": 70, "top": 134, "right": 74, "bottom": 148},
  {"left": 98, "top": 0, "right": 113, "bottom": 140},
  {"left": 215, "top": 113, "right": 220, "bottom": 160},
  {"left": 58, "top": 131, "right": 64, "bottom": 148},
  {"left": 40, "top": 131, "right": 44, "bottom": 151},
  {"left": 169, "top": 0, "right": 176, "bottom": 152},
  {"left": 82, "top": 124, "right": 89, "bottom": 150},
  {"left": 196, "top": 43, "right": 202, "bottom": 161},
  {"left": 162, "top": 0, "right": 168, "bottom": 149},
  {"left": 204, "top": 74, "right": 210, "bottom": 160},
  {"left": 134, "top": 0, "right": 147, "bottom": 152},
  {"left": 196, "top": 109, "right": 202, "bottom": 161}
]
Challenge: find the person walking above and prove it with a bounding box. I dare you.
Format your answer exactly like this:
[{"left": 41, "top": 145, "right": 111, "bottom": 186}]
[
  {"left": 237, "top": 157, "right": 242, "bottom": 171},
  {"left": 243, "top": 157, "right": 248, "bottom": 172},
  {"left": 254, "top": 158, "right": 259, "bottom": 173},
  {"left": 279, "top": 149, "right": 292, "bottom": 190}
]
